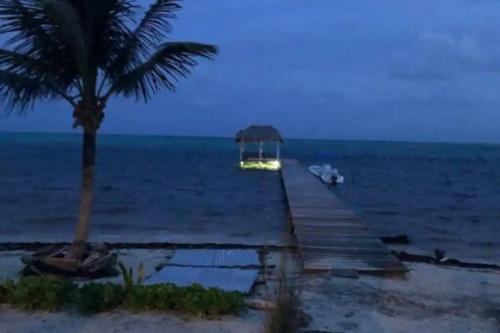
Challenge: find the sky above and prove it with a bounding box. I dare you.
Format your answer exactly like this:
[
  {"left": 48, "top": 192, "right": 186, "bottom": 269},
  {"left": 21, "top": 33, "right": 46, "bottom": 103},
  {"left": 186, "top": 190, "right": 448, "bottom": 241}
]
[{"left": 1, "top": 0, "right": 500, "bottom": 143}]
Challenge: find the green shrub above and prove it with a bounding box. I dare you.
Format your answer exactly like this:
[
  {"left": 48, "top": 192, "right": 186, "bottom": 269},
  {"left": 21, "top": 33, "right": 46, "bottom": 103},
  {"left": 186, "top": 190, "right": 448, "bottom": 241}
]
[
  {"left": 203, "top": 287, "right": 245, "bottom": 316},
  {"left": 118, "top": 262, "right": 134, "bottom": 292},
  {"left": 4, "top": 276, "right": 75, "bottom": 311},
  {"left": 0, "top": 282, "right": 8, "bottom": 303},
  {"left": 127, "top": 283, "right": 180, "bottom": 311},
  {"left": 179, "top": 284, "right": 245, "bottom": 316},
  {"left": 126, "top": 283, "right": 245, "bottom": 316},
  {"left": 179, "top": 284, "right": 209, "bottom": 314},
  {"left": 0, "top": 274, "right": 244, "bottom": 316},
  {"left": 75, "top": 283, "right": 126, "bottom": 313}
]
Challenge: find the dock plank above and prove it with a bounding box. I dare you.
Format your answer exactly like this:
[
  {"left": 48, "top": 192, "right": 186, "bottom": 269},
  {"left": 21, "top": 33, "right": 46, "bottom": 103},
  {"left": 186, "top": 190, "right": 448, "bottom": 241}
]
[{"left": 281, "top": 159, "right": 406, "bottom": 274}]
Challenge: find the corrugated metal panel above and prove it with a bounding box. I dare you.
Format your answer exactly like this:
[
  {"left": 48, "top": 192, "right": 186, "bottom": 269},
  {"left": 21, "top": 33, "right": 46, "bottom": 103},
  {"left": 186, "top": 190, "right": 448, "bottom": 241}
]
[
  {"left": 145, "top": 266, "right": 259, "bottom": 293},
  {"left": 168, "top": 249, "right": 260, "bottom": 267}
]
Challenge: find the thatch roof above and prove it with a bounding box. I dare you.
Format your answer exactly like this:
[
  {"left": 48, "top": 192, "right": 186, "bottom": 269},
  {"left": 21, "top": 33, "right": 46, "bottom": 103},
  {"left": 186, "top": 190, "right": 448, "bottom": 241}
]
[{"left": 235, "top": 125, "right": 283, "bottom": 143}]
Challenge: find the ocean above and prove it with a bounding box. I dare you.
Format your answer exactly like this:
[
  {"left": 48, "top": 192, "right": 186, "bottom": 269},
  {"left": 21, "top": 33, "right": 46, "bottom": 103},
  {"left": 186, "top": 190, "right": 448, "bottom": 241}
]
[{"left": 0, "top": 132, "right": 499, "bottom": 261}]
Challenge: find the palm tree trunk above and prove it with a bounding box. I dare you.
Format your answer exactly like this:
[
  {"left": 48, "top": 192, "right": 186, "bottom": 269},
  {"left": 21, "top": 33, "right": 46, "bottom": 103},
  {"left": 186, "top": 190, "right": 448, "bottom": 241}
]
[{"left": 68, "top": 129, "right": 96, "bottom": 259}]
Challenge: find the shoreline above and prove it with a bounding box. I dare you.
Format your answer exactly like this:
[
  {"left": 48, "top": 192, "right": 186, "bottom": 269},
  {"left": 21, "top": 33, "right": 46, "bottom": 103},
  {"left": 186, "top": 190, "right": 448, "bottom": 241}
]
[
  {"left": 1, "top": 249, "right": 499, "bottom": 333},
  {"left": 2, "top": 241, "right": 498, "bottom": 272},
  {"left": 0, "top": 242, "right": 294, "bottom": 252}
]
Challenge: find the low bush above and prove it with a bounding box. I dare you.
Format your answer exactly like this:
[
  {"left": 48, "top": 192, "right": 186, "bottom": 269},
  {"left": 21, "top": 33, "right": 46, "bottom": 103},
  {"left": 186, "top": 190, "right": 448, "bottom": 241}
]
[
  {"left": 0, "top": 277, "right": 245, "bottom": 316},
  {"left": 0, "top": 283, "right": 7, "bottom": 303},
  {"left": 3, "top": 276, "right": 75, "bottom": 311},
  {"left": 75, "top": 282, "right": 126, "bottom": 313},
  {"left": 127, "top": 283, "right": 179, "bottom": 311},
  {"left": 181, "top": 285, "right": 245, "bottom": 316},
  {"left": 127, "top": 283, "right": 244, "bottom": 316}
]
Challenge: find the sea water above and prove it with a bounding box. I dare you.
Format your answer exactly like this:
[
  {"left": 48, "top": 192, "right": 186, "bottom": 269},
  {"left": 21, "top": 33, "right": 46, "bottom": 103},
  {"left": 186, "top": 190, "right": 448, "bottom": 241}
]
[{"left": 0, "top": 132, "right": 498, "bottom": 261}]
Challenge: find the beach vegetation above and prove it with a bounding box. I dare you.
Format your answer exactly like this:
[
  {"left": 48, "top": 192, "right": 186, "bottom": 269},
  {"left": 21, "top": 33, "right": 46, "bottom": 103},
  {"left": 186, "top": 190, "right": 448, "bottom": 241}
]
[
  {"left": 127, "top": 283, "right": 245, "bottom": 316},
  {"left": 0, "top": 0, "right": 217, "bottom": 267},
  {"left": 0, "top": 276, "right": 245, "bottom": 316},
  {"left": 118, "top": 261, "right": 145, "bottom": 292},
  {"left": 2, "top": 276, "right": 75, "bottom": 312},
  {"left": 75, "top": 282, "right": 126, "bottom": 313}
]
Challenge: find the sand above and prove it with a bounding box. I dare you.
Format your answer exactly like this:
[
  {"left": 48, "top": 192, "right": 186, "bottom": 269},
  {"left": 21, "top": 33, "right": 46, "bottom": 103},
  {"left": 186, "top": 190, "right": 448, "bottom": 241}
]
[
  {"left": 1, "top": 250, "right": 499, "bottom": 333},
  {"left": 299, "top": 263, "right": 500, "bottom": 333},
  {"left": 0, "top": 308, "right": 265, "bottom": 333}
]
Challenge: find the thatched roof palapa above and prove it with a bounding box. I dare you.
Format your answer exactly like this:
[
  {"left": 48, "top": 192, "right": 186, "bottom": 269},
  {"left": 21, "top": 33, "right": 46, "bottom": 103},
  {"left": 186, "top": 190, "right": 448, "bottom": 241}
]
[{"left": 235, "top": 125, "right": 283, "bottom": 143}]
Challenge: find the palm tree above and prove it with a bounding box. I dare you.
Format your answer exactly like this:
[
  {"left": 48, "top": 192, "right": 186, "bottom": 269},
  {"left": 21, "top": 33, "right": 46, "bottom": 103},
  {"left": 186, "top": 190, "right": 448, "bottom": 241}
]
[{"left": 0, "top": 0, "right": 217, "bottom": 264}]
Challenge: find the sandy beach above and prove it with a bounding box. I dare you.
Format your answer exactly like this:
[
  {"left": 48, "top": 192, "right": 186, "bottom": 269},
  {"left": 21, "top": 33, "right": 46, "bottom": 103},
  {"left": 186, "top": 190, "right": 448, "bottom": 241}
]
[
  {"left": 300, "top": 263, "right": 500, "bottom": 333},
  {"left": 1, "top": 248, "right": 499, "bottom": 333},
  {"left": 0, "top": 308, "right": 265, "bottom": 333}
]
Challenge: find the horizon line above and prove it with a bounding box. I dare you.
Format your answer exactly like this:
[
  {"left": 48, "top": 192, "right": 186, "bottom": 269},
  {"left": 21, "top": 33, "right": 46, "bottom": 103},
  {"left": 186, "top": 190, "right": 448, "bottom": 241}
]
[{"left": 1, "top": 129, "right": 499, "bottom": 147}]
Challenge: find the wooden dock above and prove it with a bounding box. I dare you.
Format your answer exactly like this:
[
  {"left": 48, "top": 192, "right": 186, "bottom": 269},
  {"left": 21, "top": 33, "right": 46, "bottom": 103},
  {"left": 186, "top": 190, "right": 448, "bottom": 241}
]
[{"left": 281, "top": 159, "right": 407, "bottom": 274}]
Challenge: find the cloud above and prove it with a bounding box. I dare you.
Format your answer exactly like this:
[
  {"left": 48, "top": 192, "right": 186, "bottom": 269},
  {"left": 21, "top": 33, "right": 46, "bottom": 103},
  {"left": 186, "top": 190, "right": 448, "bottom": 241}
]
[
  {"left": 420, "top": 31, "right": 455, "bottom": 47},
  {"left": 390, "top": 31, "right": 500, "bottom": 81}
]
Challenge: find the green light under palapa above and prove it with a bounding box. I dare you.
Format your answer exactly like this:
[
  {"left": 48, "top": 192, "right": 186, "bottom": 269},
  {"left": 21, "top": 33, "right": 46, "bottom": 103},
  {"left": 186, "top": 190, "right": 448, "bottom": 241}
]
[{"left": 239, "top": 160, "right": 281, "bottom": 171}]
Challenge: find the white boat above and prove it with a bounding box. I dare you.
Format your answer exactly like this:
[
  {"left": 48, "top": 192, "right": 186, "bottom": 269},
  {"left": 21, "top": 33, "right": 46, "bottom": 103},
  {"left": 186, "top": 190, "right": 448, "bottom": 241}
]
[{"left": 308, "top": 164, "right": 344, "bottom": 184}]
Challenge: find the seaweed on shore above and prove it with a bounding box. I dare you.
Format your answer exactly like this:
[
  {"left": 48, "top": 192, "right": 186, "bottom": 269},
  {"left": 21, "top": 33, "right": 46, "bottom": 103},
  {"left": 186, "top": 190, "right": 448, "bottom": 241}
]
[
  {"left": 380, "top": 235, "right": 410, "bottom": 245},
  {"left": 392, "top": 250, "right": 500, "bottom": 271}
]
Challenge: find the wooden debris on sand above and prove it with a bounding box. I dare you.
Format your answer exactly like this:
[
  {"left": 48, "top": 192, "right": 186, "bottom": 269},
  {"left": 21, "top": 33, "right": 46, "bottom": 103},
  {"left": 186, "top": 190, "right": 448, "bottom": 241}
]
[{"left": 21, "top": 244, "right": 118, "bottom": 278}]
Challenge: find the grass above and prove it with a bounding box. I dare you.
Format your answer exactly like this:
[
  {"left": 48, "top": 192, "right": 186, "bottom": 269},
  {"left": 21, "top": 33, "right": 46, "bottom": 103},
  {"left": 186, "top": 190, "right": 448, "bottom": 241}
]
[{"left": 0, "top": 275, "right": 245, "bottom": 316}]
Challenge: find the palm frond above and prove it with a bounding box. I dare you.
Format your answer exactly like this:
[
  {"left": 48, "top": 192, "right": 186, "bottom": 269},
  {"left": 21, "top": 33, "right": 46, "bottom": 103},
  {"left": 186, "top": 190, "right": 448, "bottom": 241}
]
[
  {"left": 0, "top": 70, "right": 59, "bottom": 112},
  {"left": 0, "top": 0, "right": 59, "bottom": 56},
  {"left": 71, "top": 0, "right": 137, "bottom": 70},
  {"left": 38, "top": 0, "right": 88, "bottom": 75},
  {"left": 109, "top": 42, "right": 217, "bottom": 101},
  {"left": 0, "top": 0, "right": 80, "bottom": 92},
  {"left": 0, "top": 49, "right": 37, "bottom": 73},
  {"left": 108, "top": 0, "right": 181, "bottom": 78},
  {"left": 0, "top": 0, "right": 218, "bottom": 114},
  {"left": 133, "top": 0, "right": 180, "bottom": 50},
  {"left": 0, "top": 49, "right": 66, "bottom": 86}
]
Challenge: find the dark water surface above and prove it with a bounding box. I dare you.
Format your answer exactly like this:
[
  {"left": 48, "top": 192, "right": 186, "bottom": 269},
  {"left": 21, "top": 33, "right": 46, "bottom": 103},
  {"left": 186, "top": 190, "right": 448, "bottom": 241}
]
[{"left": 0, "top": 133, "right": 499, "bottom": 261}]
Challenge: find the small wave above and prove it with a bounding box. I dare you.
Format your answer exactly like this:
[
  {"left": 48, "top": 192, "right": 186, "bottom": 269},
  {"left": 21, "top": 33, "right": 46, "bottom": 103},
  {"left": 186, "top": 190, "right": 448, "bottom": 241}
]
[
  {"left": 21, "top": 216, "right": 74, "bottom": 224},
  {"left": 468, "top": 241, "right": 499, "bottom": 248},
  {"left": 367, "top": 209, "right": 399, "bottom": 216},
  {"left": 94, "top": 207, "right": 136, "bottom": 215},
  {"left": 453, "top": 192, "right": 476, "bottom": 199},
  {"left": 424, "top": 225, "right": 449, "bottom": 234}
]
